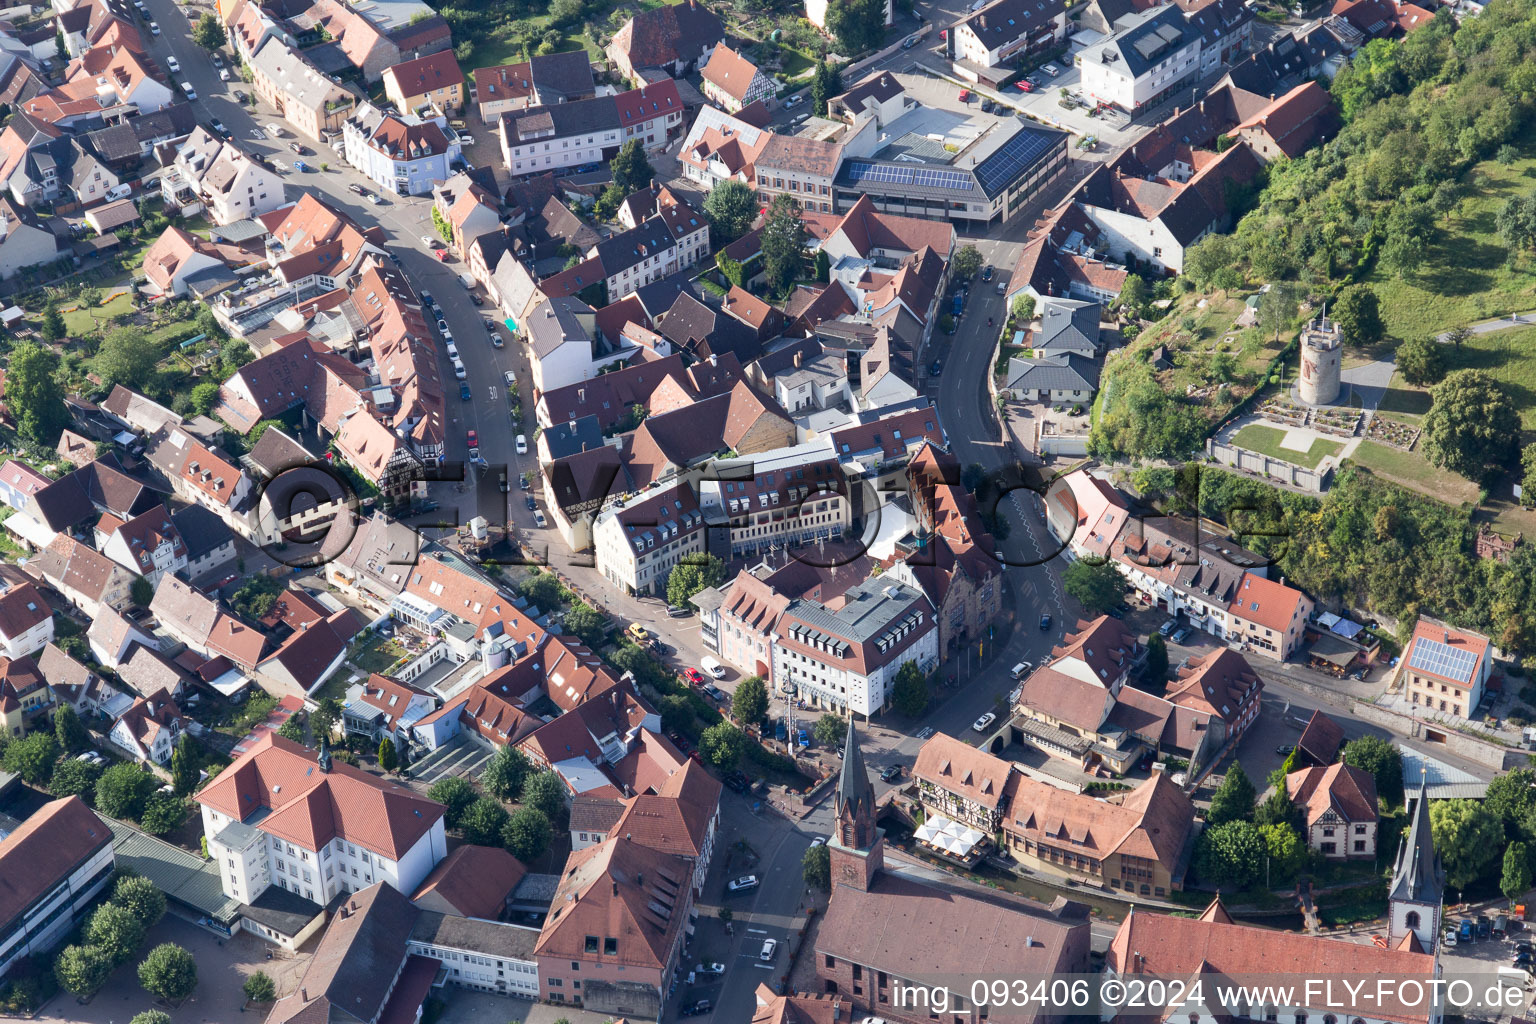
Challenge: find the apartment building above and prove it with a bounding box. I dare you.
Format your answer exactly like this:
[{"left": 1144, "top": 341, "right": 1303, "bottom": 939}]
[
  {"left": 473, "top": 49, "right": 595, "bottom": 121},
  {"left": 1078, "top": 5, "right": 1202, "bottom": 114},
  {"left": 951, "top": 0, "right": 1067, "bottom": 68},
  {"left": 108, "top": 689, "right": 186, "bottom": 765},
  {"left": 697, "top": 442, "right": 851, "bottom": 560},
  {"left": 500, "top": 96, "right": 621, "bottom": 178},
  {"left": 755, "top": 133, "right": 842, "bottom": 213},
  {"left": 1286, "top": 763, "right": 1379, "bottom": 860},
  {"left": 700, "top": 45, "right": 775, "bottom": 113},
  {"left": 250, "top": 37, "right": 356, "bottom": 142},
  {"left": 0, "top": 582, "right": 53, "bottom": 660},
  {"left": 343, "top": 101, "right": 462, "bottom": 196},
  {"left": 162, "top": 126, "right": 284, "bottom": 225},
  {"left": 593, "top": 481, "right": 707, "bottom": 597},
  {"left": 771, "top": 579, "right": 937, "bottom": 717},
  {"left": 382, "top": 51, "right": 464, "bottom": 115},
  {"left": 614, "top": 79, "right": 685, "bottom": 151},
  {"left": 94, "top": 503, "right": 187, "bottom": 585}
]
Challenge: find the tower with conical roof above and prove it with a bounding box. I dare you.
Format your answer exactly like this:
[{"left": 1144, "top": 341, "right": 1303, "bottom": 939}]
[
  {"left": 829, "top": 719, "right": 883, "bottom": 892},
  {"left": 1388, "top": 773, "right": 1444, "bottom": 952}
]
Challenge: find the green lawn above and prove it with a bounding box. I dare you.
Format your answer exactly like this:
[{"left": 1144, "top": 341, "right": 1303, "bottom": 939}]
[
  {"left": 1375, "top": 384, "right": 1432, "bottom": 417},
  {"left": 1439, "top": 323, "right": 1536, "bottom": 428},
  {"left": 1348, "top": 440, "right": 1482, "bottom": 505},
  {"left": 60, "top": 292, "right": 133, "bottom": 335},
  {"left": 350, "top": 632, "right": 407, "bottom": 674},
  {"left": 1231, "top": 423, "right": 1343, "bottom": 469},
  {"left": 1365, "top": 150, "right": 1536, "bottom": 342}
]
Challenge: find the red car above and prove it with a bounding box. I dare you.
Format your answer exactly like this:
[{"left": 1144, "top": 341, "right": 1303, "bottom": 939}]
[
  {"left": 958, "top": 89, "right": 971, "bottom": 102},
  {"left": 1017, "top": 80, "right": 1033, "bottom": 92},
  {"left": 684, "top": 667, "right": 704, "bottom": 686},
  {"left": 466, "top": 428, "right": 478, "bottom": 448}
]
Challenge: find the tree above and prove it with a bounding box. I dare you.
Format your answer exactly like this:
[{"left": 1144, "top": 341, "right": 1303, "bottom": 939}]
[
  {"left": 54, "top": 944, "right": 112, "bottom": 996},
  {"left": 1503, "top": 841, "right": 1532, "bottom": 901},
  {"left": 311, "top": 697, "right": 343, "bottom": 742},
  {"left": 131, "top": 1013, "right": 173, "bottom": 1024},
  {"left": 192, "top": 11, "right": 226, "bottom": 49},
  {"left": 1195, "top": 820, "right": 1266, "bottom": 888},
  {"left": 1523, "top": 443, "right": 1536, "bottom": 507},
  {"left": 813, "top": 713, "right": 845, "bottom": 747},
  {"left": 563, "top": 601, "right": 607, "bottom": 647},
  {"left": 1341, "top": 735, "right": 1403, "bottom": 807},
  {"left": 428, "top": 776, "right": 479, "bottom": 829},
  {"left": 825, "top": 0, "right": 885, "bottom": 53},
  {"left": 1444, "top": 324, "right": 1471, "bottom": 350},
  {"left": 86, "top": 902, "right": 146, "bottom": 965},
  {"left": 703, "top": 180, "right": 756, "bottom": 245},
  {"left": 700, "top": 722, "right": 745, "bottom": 769},
  {"left": 1422, "top": 370, "right": 1521, "bottom": 484},
  {"left": 814, "top": 248, "right": 830, "bottom": 282},
  {"left": 760, "top": 193, "right": 807, "bottom": 295},
  {"left": 716, "top": 253, "right": 744, "bottom": 289},
  {"left": 140, "top": 793, "right": 189, "bottom": 835},
  {"left": 3, "top": 732, "right": 58, "bottom": 785},
  {"left": 1062, "top": 557, "right": 1124, "bottom": 615},
  {"left": 1256, "top": 282, "right": 1299, "bottom": 335},
  {"left": 666, "top": 555, "right": 726, "bottom": 608},
  {"left": 1331, "top": 285, "right": 1383, "bottom": 347},
  {"left": 1207, "top": 765, "right": 1256, "bottom": 826},
  {"left": 518, "top": 572, "right": 568, "bottom": 612},
  {"left": 482, "top": 745, "right": 533, "bottom": 802},
  {"left": 128, "top": 575, "right": 155, "bottom": 608},
  {"left": 591, "top": 183, "right": 625, "bottom": 222},
  {"left": 460, "top": 797, "right": 510, "bottom": 846},
  {"left": 114, "top": 875, "right": 167, "bottom": 928},
  {"left": 377, "top": 736, "right": 398, "bottom": 772},
  {"left": 522, "top": 769, "right": 568, "bottom": 822},
  {"left": 50, "top": 757, "right": 101, "bottom": 801},
  {"left": 1115, "top": 275, "right": 1148, "bottom": 317},
  {"left": 502, "top": 806, "right": 551, "bottom": 861},
  {"left": 8, "top": 342, "right": 68, "bottom": 445},
  {"left": 189, "top": 380, "right": 221, "bottom": 417},
  {"left": 609, "top": 140, "right": 654, "bottom": 196},
  {"left": 243, "top": 971, "right": 276, "bottom": 1004},
  {"left": 95, "top": 326, "right": 161, "bottom": 392},
  {"left": 1395, "top": 334, "right": 1443, "bottom": 386},
  {"left": 1011, "top": 294, "right": 1036, "bottom": 323},
  {"left": 658, "top": 694, "right": 694, "bottom": 735},
  {"left": 40, "top": 302, "right": 65, "bottom": 342},
  {"left": 1496, "top": 194, "right": 1536, "bottom": 255},
  {"left": 732, "top": 675, "right": 769, "bottom": 728},
  {"left": 96, "top": 763, "right": 155, "bottom": 820},
  {"left": 891, "top": 660, "right": 928, "bottom": 717},
  {"left": 1430, "top": 799, "right": 1501, "bottom": 890},
  {"left": 952, "top": 245, "right": 984, "bottom": 280},
  {"left": 1255, "top": 787, "right": 1301, "bottom": 831},
  {"left": 1260, "top": 822, "right": 1307, "bottom": 884},
  {"left": 1142, "top": 633, "right": 1169, "bottom": 689},
  {"left": 961, "top": 462, "right": 987, "bottom": 492},
  {"left": 230, "top": 575, "right": 282, "bottom": 619},
  {"left": 811, "top": 60, "right": 830, "bottom": 117},
  {"left": 138, "top": 943, "right": 197, "bottom": 1002},
  {"left": 54, "top": 704, "right": 87, "bottom": 754},
  {"left": 803, "top": 841, "right": 831, "bottom": 889}
]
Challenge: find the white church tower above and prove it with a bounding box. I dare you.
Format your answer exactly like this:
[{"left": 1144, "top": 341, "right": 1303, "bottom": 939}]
[{"left": 1388, "top": 774, "right": 1445, "bottom": 953}]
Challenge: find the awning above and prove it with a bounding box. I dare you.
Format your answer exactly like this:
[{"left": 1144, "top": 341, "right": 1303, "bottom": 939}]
[
  {"left": 504, "top": 317, "right": 518, "bottom": 333},
  {"left": 914, "top": 814, "right": 987, "bottom": 858}
]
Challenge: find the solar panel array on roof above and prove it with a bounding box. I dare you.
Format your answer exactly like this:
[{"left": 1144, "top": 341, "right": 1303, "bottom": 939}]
[
  {"left": 844, "top": 162, "right": 976, "bottom": 191},
  {"left": 1407, "top": 636, "right": 1478, "bottom": 684},
  {"left": 974, "top": 127, "right": 1056, "bottom": 196}
]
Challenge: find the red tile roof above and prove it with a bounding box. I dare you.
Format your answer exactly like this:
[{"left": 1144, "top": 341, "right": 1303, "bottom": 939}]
[
  {"left": 0, "top": 797, "right": 112, "bottom": 926},
  {"left": 411, "top": 844, "right": 526, "bottom": 918},
  {"left": 196, "top": 733, "right": 445, "bottom": 860},
  {"left": 1286, "top": 762, "right": 1378, "bottom": 827}
]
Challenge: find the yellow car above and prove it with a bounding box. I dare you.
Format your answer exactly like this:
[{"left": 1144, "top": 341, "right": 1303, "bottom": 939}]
[{"left": 628, "top": 623, "right": 648, "bottom": 642}]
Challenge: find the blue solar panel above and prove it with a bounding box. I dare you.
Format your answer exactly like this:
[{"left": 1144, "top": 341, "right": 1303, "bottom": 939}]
[
  {"left": 974, "top": 127, "right": 1057, "bottom": 196},
  {"left": 1408, "top": 636, "right": 1478, "bottom": 684},
  {"left": 845, "top": 162, "right": 974, "bottom": 192}
]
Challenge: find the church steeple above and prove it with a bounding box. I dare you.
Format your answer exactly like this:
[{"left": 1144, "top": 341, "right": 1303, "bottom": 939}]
[
  {"left": 1388, "top": 771, "right": 1444, "bottom": 951},
  {"left": 829, "top": 719, "right": 883, "bottom": 891},
  {"left": 835, "top": 718, "right": 876, "bottom": 849}
]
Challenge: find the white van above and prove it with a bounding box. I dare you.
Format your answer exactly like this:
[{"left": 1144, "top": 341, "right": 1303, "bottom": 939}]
[
  {"left": 458, "top": 272, "right": 476, "bottom": 290},
  {"left": 1497, "top": 967, "right": 1528, "bottom": 990},
  {"left": 701, "top": 656, "right": 726, "bottom": 679}
]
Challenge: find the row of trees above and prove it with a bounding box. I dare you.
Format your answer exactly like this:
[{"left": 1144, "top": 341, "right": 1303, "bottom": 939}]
[{"left": 54, "top": 875, "right": 196, "bottom": 1004}]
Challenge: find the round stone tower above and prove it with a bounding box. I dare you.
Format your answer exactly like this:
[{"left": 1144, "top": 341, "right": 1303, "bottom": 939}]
[{"left": 1298, "top": 311, "right": 1343, "bottom": 406}]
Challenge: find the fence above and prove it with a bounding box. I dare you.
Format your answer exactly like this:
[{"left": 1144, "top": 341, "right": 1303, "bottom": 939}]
[{"left": 1205, "top": 438, "right": 1333, "bottom": 492}]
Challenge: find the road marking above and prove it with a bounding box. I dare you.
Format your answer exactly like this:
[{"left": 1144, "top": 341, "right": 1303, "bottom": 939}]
[
  {"left": 747, "top": 927, "right": 767, "bottom": 934},
  {"left": 753, "top": 963, "right": 775, "bottom": 970}
]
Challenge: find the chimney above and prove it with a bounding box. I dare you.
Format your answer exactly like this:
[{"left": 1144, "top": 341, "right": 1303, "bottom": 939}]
[
  {"left": 709, "top": 353, "right": 717, "bottom": 366},
  {"left": 794, "top": 351, "right": 802, "bottom": 368},
  {"left": 1444, "top": 630, "right": 1450, "bottom": 644},
  {"left": 301, "top": 988, "right": 308, "bottom": 1002},
  {"left": 612, "top": 881, "right": 619, "bottom": 896}
]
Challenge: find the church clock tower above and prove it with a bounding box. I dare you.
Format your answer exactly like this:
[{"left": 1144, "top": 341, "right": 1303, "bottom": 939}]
[{"left": 1388, "top": 774, "right": 1445, "bottom": 953}]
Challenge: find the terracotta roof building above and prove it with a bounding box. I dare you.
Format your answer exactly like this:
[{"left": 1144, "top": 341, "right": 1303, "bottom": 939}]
[
  {"left": 197, "top": 733, "right": 448, "bottom": 908},
  {"left": 606, "top": 0, "right": 724, "bottom": 81},
  {"left": 1399, "top": 619, "right": 1492, "bottom": 721},
  {"left": 108, "top": 688, "right": 186, "bottom": 765},
  {"left": 1295, "top": 708, "right": 1344, "bottom": 767},
  {"left": 411, "top": 844, "right": 527, "bottom": 919},
  {"left": 1286, "top": 762, "right": 1379, "bottom": 860},
  {"left": 700, "top": 45, "right": 774, "bottom": 113}
]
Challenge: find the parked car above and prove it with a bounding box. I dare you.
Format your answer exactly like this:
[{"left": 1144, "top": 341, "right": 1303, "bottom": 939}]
[
  {"left": 930, "top": 360, "right": 943, "bottom": 377},
  {"left": 210, "top": 119, "right": 228, "bottom": 137},
  {"left": 693, "top": 962, "right": 726, "bottom": 978},
  {"left": 879, "top": 765, "right": 902, "bottom": 782},
  {"left": 165, "top": 55, "right": 180, "bottom": 73},
  {"left": 266, "top": 123, "right": 284, "bottom": 137},
  {"left": 515, "top": 434, "right": 528, "bottom": 455},
  {"left": 451, "top": 358, "right": 466, "bottom": 379},
  {"left": 1159, "top": 619, "right": 1177, "bottom": 636},
  {"left": 683, "top": 667, "right": 704, "bottom": 686},
  {"left": 498, "top": 471, "right": 509, "bottom": 493},
  {"left": 1275, "top": 744, "right": 1295, "bottom": 756},
  {"left": 180, "top": 81, "right": 196, "bottom": 99},
  {"left": 149, "top": 20, "right": 160, "bottom": 33},
  {"left": 728, "top": 875, "right": 760, "bottom": 893},
  {"left": 219, "top": 69, "right": 231, "bottom": 81},
  {"left": 760, "top": 939, "right": 779, "bottom": 961},
  {"left": 210, "top": 52, "right": 225, "bottom": 68},
  {"left": 1170, "top": 626, "right": 1192, "bottom": 644},
  {"left": 1040, "top": 613, "right": 1052, "bottom": 631},
  {"left": 972, "top": 712, "right": 997, "bottom": 732},
  {"left": 458, "top": 382, "right": 472, "bottom": 401},
  {"left": 902, "top": 35, "right": 918, "bottom": 48},
  {"left": 532, "top": 509, "right": 547, "bottom": 528},
  {"left": 958, "top": 89, "right": 971, "bottom": 102},
  {"left": 681, "top": 1000, "right": 712, "bottom": 1017},
  {"left": 525, "top": 496, "right": 537, "bottom": 511},
  {"left": 703, "top": 684, "right": 727, "bottom": 703},
  {"left": 1042, "top": 63, "right": 1061, "bottom": 75},
  {"left": 810, "top": 837, "right": 826, "bottom": 848},
  {"left": 503, "top": 370, "right": 517, "bottom": 387},
  {"left": 980, "top": 97, "right": 994, "bottom": 113},
  {"left": 349, "top": 183, "right": 364, "bottom": 194},
  {"left": 1017, "top": 80, "right": 1034, "bottom": 92},
  {"left": 289, "top": 142, "right": 309, "bottom": 155},
  {"left": 465, "top": 429, "right": 478, "bottom": 448}
]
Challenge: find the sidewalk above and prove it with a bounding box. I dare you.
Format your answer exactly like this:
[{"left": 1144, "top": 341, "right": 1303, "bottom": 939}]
[{"left": 1435, "top": 311, "right": 1536, "bottom": 343}]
